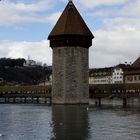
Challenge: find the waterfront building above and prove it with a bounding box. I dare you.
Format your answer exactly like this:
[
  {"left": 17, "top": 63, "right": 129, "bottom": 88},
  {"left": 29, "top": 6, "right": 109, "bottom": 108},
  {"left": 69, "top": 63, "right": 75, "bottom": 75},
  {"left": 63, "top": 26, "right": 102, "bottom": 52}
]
[
  {"left": 112, "top": 64, "right": 127, "bottom": 84},
  {"left": 124, "top": 68, "right": 140, "bottom": 83},
  {"left": 89, "top": 67, "right": 113, "bottom": 84},
  {"left": 131, "top": 57, "right": 140, "bottom": 68},
  {"left": 89, "top": 64, "right": 130, "bottom": 84},
  {"left": 48, "top": 1, "right": 94, "bottom": 104},
  {"left": 124, "top": 57, "right": 140, "bottom": 83},
  {"left": 89, "top": 57, "right": 140, "bottom": 85}
]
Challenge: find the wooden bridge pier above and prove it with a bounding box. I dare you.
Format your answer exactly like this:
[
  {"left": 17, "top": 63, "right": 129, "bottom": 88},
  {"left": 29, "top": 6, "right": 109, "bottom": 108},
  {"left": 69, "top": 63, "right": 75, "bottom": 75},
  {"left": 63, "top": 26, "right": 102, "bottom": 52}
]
[
  {"left": 123, "top": 98, "right": 127, "bottom": 108},
  {"left": 95, "top": 98, "right": 102, "bottom": 106}
]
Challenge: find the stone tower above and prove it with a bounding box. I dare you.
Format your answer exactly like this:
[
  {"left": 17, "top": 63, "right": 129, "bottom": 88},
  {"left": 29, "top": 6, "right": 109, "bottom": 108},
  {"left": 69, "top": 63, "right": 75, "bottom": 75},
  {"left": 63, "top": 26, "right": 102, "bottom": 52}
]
[{"left": 48, "top": 1, "right": 94, "bottom": 104}]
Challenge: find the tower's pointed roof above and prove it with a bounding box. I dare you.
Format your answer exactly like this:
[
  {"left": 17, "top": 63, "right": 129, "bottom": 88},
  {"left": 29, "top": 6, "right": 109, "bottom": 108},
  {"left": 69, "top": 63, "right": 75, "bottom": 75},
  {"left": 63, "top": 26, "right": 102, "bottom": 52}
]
[{"left": 48, "top": 1, "right": 94, "bottom": 39}]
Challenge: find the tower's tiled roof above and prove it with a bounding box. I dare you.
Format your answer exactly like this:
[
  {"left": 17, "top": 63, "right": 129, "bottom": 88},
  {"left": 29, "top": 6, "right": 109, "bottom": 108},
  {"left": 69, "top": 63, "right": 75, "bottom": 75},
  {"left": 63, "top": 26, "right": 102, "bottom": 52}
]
[
  {"left": 132, "top": 57, "right": 140, "bottom": 68},
  {"left": 48, "top": 1, "right": 94, "bottom": 39}
]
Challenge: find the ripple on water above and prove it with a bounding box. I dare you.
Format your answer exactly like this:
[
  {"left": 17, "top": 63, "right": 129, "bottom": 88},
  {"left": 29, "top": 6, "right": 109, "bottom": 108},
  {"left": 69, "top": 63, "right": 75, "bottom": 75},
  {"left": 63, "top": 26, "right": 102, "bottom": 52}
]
[
  {"left": 0, "top": 104, "right": 140, "bottom": 140},
  {"left": 88, "top": 107, "right": 140, "bottom": 140}
]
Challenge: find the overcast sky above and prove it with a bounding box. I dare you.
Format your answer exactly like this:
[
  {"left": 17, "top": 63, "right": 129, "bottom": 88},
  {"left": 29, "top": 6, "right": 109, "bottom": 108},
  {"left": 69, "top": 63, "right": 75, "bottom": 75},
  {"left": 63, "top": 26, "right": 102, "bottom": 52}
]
[{"left": 0, "top": 0, "right": 139, "bottom": 68}]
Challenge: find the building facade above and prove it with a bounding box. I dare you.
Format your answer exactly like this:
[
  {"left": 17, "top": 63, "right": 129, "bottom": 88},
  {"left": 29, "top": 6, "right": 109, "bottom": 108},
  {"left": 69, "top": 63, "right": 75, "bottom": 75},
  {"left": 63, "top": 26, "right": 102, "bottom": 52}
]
[
  {"left": 89, "top": 68, "right": 113, "bottom": 84},
  {"left": 124, "top": 69, "right": 140, "bottom": 83},
  {"left": 112, "top": 66, "right": 124, "bottom": 84},
  {"left": 124, "top": 57, "right": 140, "bottom": 83},
  {"left": 89, "top": 57, "right": 140, "bottom": 85}
]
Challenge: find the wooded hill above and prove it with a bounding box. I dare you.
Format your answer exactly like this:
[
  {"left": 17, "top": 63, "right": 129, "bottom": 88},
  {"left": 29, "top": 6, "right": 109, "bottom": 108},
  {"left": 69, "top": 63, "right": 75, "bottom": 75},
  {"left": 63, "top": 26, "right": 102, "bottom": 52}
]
[{"left": 0, "top": 58, "right": 52, "bottom": 85}]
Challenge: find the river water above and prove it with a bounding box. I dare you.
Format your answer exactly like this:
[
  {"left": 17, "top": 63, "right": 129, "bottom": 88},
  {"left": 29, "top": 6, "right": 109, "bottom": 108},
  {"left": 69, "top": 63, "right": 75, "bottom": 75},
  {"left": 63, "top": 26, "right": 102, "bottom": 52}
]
[{"left": 0, "top": 104, "right": 140, "bottom": 140}]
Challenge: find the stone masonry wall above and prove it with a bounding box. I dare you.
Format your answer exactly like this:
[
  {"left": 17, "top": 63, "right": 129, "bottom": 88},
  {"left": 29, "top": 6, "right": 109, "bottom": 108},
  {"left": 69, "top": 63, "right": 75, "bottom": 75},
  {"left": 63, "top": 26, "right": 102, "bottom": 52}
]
[{"left": 52, "top": 47, "right": 89, "bottom": 104}]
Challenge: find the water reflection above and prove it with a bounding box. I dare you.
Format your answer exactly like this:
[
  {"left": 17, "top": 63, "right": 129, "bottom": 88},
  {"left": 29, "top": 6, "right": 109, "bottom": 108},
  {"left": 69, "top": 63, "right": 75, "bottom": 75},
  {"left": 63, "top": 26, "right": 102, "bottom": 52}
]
[
  {"left": 0, "top": 104, "right": 140, "bottom": 140},
  {"left": 52, "top": 105, "right": 89, "bottom": 140}
]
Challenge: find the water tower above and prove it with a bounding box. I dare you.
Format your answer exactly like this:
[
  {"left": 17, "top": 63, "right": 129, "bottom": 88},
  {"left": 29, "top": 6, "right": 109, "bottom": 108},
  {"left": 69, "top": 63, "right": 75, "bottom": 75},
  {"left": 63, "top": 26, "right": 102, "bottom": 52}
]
[{"left": 48, "top": 1, "right": 94, "bottom": 104}]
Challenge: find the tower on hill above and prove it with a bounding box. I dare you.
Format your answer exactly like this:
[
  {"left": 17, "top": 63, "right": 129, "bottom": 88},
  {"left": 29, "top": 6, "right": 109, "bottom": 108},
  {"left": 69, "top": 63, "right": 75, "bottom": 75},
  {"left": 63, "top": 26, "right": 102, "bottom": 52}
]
[{"left": 48, "top": 1, "right": 94, "bottom": 104}]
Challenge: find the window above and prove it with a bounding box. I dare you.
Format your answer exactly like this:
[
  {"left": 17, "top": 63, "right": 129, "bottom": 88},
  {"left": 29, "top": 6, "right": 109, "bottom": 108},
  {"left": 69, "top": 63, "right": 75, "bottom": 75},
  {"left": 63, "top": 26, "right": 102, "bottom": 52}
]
[
  {"left": 127, "top": 76, "right": 133, "bottom": 81},
  {"left": 134, "top": 76, "right": 137, "bottom": 81}
]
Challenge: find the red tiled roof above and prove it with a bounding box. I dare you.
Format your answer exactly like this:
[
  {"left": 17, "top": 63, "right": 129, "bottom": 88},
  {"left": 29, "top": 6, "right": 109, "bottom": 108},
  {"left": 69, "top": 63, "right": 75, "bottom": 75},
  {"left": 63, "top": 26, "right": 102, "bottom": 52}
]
[
  {"left": 124, "top": 70, "right": 140, "bottom": 75},
  {"left": 124, "top": 66, "right": 140, "bottom": 75},
  {"left": 131, "top": 57, "right": 140, "bottom": 68}
]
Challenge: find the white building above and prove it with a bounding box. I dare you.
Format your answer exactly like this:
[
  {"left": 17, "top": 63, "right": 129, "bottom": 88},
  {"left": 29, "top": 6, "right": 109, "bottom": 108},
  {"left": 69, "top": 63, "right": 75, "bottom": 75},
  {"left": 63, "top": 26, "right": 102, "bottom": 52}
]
[
  {"left": 112, "top": 67, "right": 124, "bottom": 84},
  {"left": 89, "top": 64, "right": 130, "bottom": 84},
  {"left": 89, "top": 57, "right": 140, "bottom": 85},
  {"left": 24, "top": 56, "right": 36, "bottom": 67}
]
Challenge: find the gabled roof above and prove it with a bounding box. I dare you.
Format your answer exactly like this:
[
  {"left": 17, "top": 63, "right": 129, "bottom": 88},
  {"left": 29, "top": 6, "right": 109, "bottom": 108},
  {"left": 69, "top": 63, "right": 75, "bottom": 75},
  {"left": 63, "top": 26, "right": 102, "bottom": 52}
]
[
  {"left": 124, "top": 68, "right": 140, "bottom": 75},
  {"left": 131, "top": 57, "right": 140, "bottom": 68},
  {"left": 48, "top": 1, "right": 94, "bottom": 39}
]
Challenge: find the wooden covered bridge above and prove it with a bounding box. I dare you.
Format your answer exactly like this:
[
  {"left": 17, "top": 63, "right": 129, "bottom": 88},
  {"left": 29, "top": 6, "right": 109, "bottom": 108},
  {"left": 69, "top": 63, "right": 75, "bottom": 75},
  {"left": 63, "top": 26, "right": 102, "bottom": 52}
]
[
  {"left": 89, "top": 83, "right": 140, "bottom": 107},
  {"left": 0, "top": 83, "right": 140, "bottom": 106},
  {"left": 0, "top": 85, "right": 51, "bottom": 104}
]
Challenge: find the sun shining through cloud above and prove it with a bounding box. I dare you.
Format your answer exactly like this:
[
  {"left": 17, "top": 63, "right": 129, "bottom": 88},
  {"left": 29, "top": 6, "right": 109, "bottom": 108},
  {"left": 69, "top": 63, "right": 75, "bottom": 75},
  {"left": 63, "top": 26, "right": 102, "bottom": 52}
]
[{"left": 0, "top": 0, "right": 139, "bottom": 68}]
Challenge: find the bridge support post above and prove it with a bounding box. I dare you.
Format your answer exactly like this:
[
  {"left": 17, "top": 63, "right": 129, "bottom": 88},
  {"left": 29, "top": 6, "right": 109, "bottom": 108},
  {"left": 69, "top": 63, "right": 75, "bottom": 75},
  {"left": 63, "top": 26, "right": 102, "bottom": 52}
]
[
  {"left": 13, "top": 97, "right": 16, "bottom": 103},
  {"left": 31, "top": 97, "right": 33, "bottom": 103},
  {"left": 50, "top": 97, "right": 52, "bottom": 105},
  {"left": 123, "top": 98, "right": 127, "bottom": 108},
  {"left": 20, "top": 98, "right": 22, "bottom": 103},
  {"left": 44, "top": 97, "right": 47, "bottom": 104},
  {"left": 37, "top": 97, "right": 39, "bottom": 103},
  {"left": 6, "top": 97, "right": 9, "bottom": 103},
  {"left": 98, "top": 98, "right": 101, "bottom": 106},
  {"left": 24, "top": 97, "right": 26, "bottom": 103},
  {"left": 95, "top": 98, "right": 101, "bottom": 106}
]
